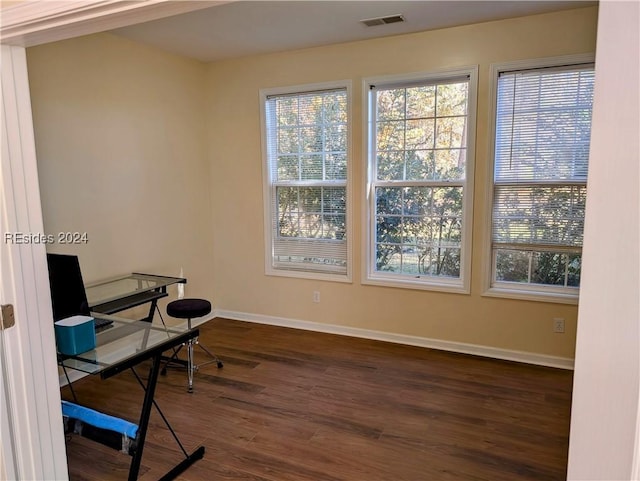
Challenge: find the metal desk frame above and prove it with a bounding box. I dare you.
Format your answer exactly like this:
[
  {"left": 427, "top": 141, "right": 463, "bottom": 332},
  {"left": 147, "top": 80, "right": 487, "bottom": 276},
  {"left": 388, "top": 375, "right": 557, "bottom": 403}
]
[{"left": 59, "top": 317, "right": 204, "bottom": 481}]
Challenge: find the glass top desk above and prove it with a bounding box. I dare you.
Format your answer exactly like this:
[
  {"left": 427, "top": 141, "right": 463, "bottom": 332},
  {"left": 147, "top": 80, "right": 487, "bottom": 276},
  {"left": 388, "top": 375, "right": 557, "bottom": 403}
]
[
  {"left": 59, "top": 314, "right": 191, "bottom": 377},
  {"left": 59, "top": 315, "right": 204, "bottom": 480},
  {"left": 86, "top": 273, "right": 186, "bottom": 321}
]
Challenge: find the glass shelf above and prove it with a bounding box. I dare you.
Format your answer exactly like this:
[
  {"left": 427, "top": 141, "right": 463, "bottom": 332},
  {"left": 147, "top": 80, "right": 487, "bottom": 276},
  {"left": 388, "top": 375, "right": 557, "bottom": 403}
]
[{"left": 85, "top": 273, "right": 186, "bottom": 308}]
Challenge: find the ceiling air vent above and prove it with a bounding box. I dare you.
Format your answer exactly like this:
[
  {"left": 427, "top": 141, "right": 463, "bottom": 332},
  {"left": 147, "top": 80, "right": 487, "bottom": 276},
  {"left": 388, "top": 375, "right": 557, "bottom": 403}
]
[{"left": 360, "top": 14, "right": 405, "bottom": 27}]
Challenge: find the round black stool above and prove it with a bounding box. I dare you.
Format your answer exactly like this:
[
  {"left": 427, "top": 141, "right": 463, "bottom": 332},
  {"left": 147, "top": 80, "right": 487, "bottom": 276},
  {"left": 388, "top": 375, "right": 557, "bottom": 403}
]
[{"left": 162, "top": 298, "right": 222, "bottom": 392}]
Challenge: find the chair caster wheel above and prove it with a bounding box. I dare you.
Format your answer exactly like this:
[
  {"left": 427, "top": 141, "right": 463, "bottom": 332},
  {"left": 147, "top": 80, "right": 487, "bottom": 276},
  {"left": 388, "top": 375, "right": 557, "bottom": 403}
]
[{"left": 217, "top": 361, "right": 224, "bottom": 368}]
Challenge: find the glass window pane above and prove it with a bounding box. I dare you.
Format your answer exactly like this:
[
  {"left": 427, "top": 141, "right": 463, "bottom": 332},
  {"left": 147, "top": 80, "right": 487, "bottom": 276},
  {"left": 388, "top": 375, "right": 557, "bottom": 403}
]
[
  {"left": 406, "top": 119, "right": 435, "bottom": 150},
  {"left": 277, "top": 155, "right": 299, "bottom": 181},
  {"left": 435, "top": 116, "right": 466, "bottom": 149},
  {"left": 406, "top": 85, "right": 436, "bottom": 119},
  {"left": 432, "top": 217, "right": 462, "bottom": 245},
  {"left": 377, "top": 89, "right": 405, "bottom": 120},
  {"left": 376, "top": 244, "right": 401, "bottom": 272},
  {"left": 436, "top": 82, "right": 468, "bottom": 116},
  {"left": 376, "top": 216, "right": 402, "bottom": 244},
  {"left": 276, "top": 97, "right": 298, "bottom": 126},
  {"left": 298, "top": 95, "right": 322, "bottom": 125},
  {"left": 401, "top": 215, "right": 422, "bottom": 244},
  {"left": 326, "top": 153, "right": 347, "bottom": 180},
  {"left": 377, "top": 120, "right": 405, "bottom": 151},
  {"left": 278, "top": 213, "right": 299, "bottom": 237},
  {"left": 434, "top": 149, "right": 465, "bottom": 180},
  {"left": 326, "top": 124, "right": 346, "bottom": 152},
  {"left": 300, "top": 187, "right": 321, "bottom": 212},
  {"left": 495, "top": 249, "right": 531, "bottom": 283},
  {"left": 278, "top": 128, "right": 299, "bottom": 154},
  {"left": 277, "top": 187, "right": 301, "bottom": 237},
  {"left": 323, "top": 93, "right": 347, "bottom": 123},
  {"left": 567, "top": 254, "right": 581, "bottom": 287},
  {"left": 376, "top": 187, "right": 403, "bottom": 215},
  {"left": 300, "top": 127, "right": 322, "bottom": 153},
  {"left": 377, "top": 151, "right": 405, "bottom": 181},
  {"left": 401, "top": 247, "right": 420, "bottom": 275},
  {"left": 415, "top": 218, "right": 436, "bottom": 246},
  {"left": 403, "top": 187, "right": 432, "bottom": 216},
  {"left": 323, "top": 187, "right": 346, "bottom": 214},
  {"left": 433, "top": 187, "right": 463, "bottom": 218},
  {"left": 405, "top": 150, "right": 435, "bottom": 181},
  {"left": 324, "top": 214, "right": 346, "bottom": 240},
  {"left": 277, "top": 187, "right": 299, "bottom": 212},
  {"left": 299, "top": 213, "right": 322, "bottom": 237},
  {"left": 531, "top": 252, "right": 566, "bottom": 286},
  {"left": 300, "top": 154, "right": 322, "bottom": 180},
  {"left": 417, "top": 247, "right": 461, "bottom": 277},
  {"left": 435, "top": 248, "right": 461, "bottom": 277}
]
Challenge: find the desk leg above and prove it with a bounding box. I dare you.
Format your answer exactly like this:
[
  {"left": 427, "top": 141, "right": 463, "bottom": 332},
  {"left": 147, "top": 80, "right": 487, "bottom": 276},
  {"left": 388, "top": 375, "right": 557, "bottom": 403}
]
[
  {"left": 142, "top": 298, "right": 159, "bottom": 323},
  {"left": 142, "top": 287, "right": 167, "bottom": 323},
  {"left": 128, "top": 354, "right": 161, "bottom": 481},
  {"left": 127, "top": 352, "right": 206, "bottom": 481}
]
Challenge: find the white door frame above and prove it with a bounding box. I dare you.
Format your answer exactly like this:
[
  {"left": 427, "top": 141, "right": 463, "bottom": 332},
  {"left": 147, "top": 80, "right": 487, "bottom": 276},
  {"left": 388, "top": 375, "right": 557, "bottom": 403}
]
[
  {"left": 0, "top": 2, "right": 229, "bottom": 478},
  {"left": 1, "top": 44, "right": 69, "bottom": 481}
]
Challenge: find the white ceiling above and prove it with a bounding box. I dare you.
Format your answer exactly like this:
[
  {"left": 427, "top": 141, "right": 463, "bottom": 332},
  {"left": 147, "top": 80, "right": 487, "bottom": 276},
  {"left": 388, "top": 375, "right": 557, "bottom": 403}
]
[{"left": 111, "top": 1, "right": 596, "bottom": 63}]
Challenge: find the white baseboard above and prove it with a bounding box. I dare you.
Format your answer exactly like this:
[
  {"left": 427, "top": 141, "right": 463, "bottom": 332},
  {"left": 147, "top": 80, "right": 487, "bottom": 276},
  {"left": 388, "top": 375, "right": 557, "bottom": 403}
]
[
  {"left": 213, "top": 309, "right": 574, "bottom": 370},
  {"left": 59, "top": 310, "right": 573, "bottom": 388}
]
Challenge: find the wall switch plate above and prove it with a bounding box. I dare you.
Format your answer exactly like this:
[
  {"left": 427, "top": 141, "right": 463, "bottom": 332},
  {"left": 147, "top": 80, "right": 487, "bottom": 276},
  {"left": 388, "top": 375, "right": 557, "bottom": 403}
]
[{"left": 313, "top": 291, "right": 320, "bottom": 303}]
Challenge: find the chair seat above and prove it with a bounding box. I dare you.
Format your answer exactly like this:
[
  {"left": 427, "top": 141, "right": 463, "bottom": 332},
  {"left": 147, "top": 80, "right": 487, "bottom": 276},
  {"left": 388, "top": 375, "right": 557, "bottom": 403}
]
[{"left": 167, "top": 298, "right": 211, "bottom": 319}]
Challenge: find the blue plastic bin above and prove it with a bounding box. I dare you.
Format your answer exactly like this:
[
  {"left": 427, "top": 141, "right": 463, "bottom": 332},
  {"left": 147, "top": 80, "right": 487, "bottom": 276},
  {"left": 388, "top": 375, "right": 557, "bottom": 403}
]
[{"left": 55, "top": 315, "right": 96, "bottom": 355}]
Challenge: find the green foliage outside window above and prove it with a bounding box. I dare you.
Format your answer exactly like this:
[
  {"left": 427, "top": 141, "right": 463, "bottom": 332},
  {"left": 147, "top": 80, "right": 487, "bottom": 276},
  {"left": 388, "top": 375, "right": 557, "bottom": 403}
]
[{"left": 373, "top": 80, "right": 469, "bottom": 279}]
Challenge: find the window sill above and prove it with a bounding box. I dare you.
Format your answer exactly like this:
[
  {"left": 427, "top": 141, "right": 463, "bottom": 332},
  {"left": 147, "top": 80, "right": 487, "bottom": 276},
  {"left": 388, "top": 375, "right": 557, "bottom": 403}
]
[
  {"left": 483, "top": 286, "right": 579, "bottom": 305},
  {"left": 266, "top": 267, "right": 352, "bottom": 284},
  {"left": 363, "top": 274, "right": 469, "bottom": 295}
]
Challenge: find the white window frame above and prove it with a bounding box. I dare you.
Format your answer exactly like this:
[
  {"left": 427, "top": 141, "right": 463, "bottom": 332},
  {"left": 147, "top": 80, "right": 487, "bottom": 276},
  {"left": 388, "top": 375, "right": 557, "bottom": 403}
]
[
  {"left": 483, "top": 53, "right": 596, "bottom": 305},
  {"left": 260, "top": 80, "right": 352, "bottom": 282},
  {"left": 362, "top": 67, "right": 478, "bottom": 294}
]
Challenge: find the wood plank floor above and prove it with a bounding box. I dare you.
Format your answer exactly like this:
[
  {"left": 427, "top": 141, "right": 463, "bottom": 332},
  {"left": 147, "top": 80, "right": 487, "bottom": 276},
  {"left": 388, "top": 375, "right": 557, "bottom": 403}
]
[{"left": 62, "top": 318, "right": 573, "bottom": 481}]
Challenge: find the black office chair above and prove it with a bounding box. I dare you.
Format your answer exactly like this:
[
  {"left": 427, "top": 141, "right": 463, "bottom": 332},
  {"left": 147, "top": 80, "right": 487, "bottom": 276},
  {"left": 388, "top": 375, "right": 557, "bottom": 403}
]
[{"left": 161, "top": 298, "right": 222, "bottom": 392}]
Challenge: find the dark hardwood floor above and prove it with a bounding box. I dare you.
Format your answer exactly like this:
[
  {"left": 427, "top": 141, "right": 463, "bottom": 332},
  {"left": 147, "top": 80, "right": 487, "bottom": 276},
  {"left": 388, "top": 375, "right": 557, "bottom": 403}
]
[{"left": 62, "top": 318, "right": 573, "bottom": 481}]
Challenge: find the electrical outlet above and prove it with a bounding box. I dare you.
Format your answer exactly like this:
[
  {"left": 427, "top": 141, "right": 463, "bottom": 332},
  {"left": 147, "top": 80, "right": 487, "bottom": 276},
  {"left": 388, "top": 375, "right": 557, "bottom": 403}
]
[
  {"left": 313, "top": 291, "right": 320, "bottom": 303},
  {"left": 553, "top": 318, "right": 565, "bottom": 333}
]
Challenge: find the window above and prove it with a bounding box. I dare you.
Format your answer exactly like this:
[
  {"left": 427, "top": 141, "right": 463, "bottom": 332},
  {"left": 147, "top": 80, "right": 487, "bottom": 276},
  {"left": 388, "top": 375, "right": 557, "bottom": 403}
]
[
  {"left": 488, "top": 57, "right": 595, "bottom": 301},
  {"left": 261, "top": 83, "right": 350, "bottom": 279},
  {"left": 365, "top": 68, "right": 477, "bottom": 292}
]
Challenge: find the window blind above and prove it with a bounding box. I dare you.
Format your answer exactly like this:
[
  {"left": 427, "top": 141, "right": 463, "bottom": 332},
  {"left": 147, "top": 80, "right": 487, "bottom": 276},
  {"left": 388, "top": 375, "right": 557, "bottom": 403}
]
[
  {"left": 493, "top": 65, "right": 595, "bottom": 249},
  {"left": 265, "top": 88, "right": 348, "bottom": 274}
]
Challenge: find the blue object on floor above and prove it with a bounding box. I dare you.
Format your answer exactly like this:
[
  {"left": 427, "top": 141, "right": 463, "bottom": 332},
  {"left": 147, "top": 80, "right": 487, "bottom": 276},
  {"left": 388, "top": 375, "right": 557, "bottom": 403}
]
[{"left": 61, "top": 400, "right": 138, "bottom": 439}]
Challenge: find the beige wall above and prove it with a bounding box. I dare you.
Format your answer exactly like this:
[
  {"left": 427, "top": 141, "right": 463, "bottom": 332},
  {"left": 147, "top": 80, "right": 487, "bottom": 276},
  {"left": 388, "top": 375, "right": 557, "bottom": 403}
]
[
  {"left": 27, "top": 33, "right": 215, "bottom": 302},
  {"left": 25, "top": 6, "right": 598, "bottom": 360},
  {"left": 206, "top": 6, "right": 598, "bottom": 358}
]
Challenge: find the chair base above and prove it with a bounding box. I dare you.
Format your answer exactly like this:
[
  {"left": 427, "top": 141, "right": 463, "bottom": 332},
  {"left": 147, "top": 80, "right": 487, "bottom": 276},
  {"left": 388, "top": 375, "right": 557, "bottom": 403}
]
[
  {"left": 161, "top": 308, "right": 221, "bottom": 392},
  {"left": 161, "top": 337, "right": 223, "bottom": 392}
]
